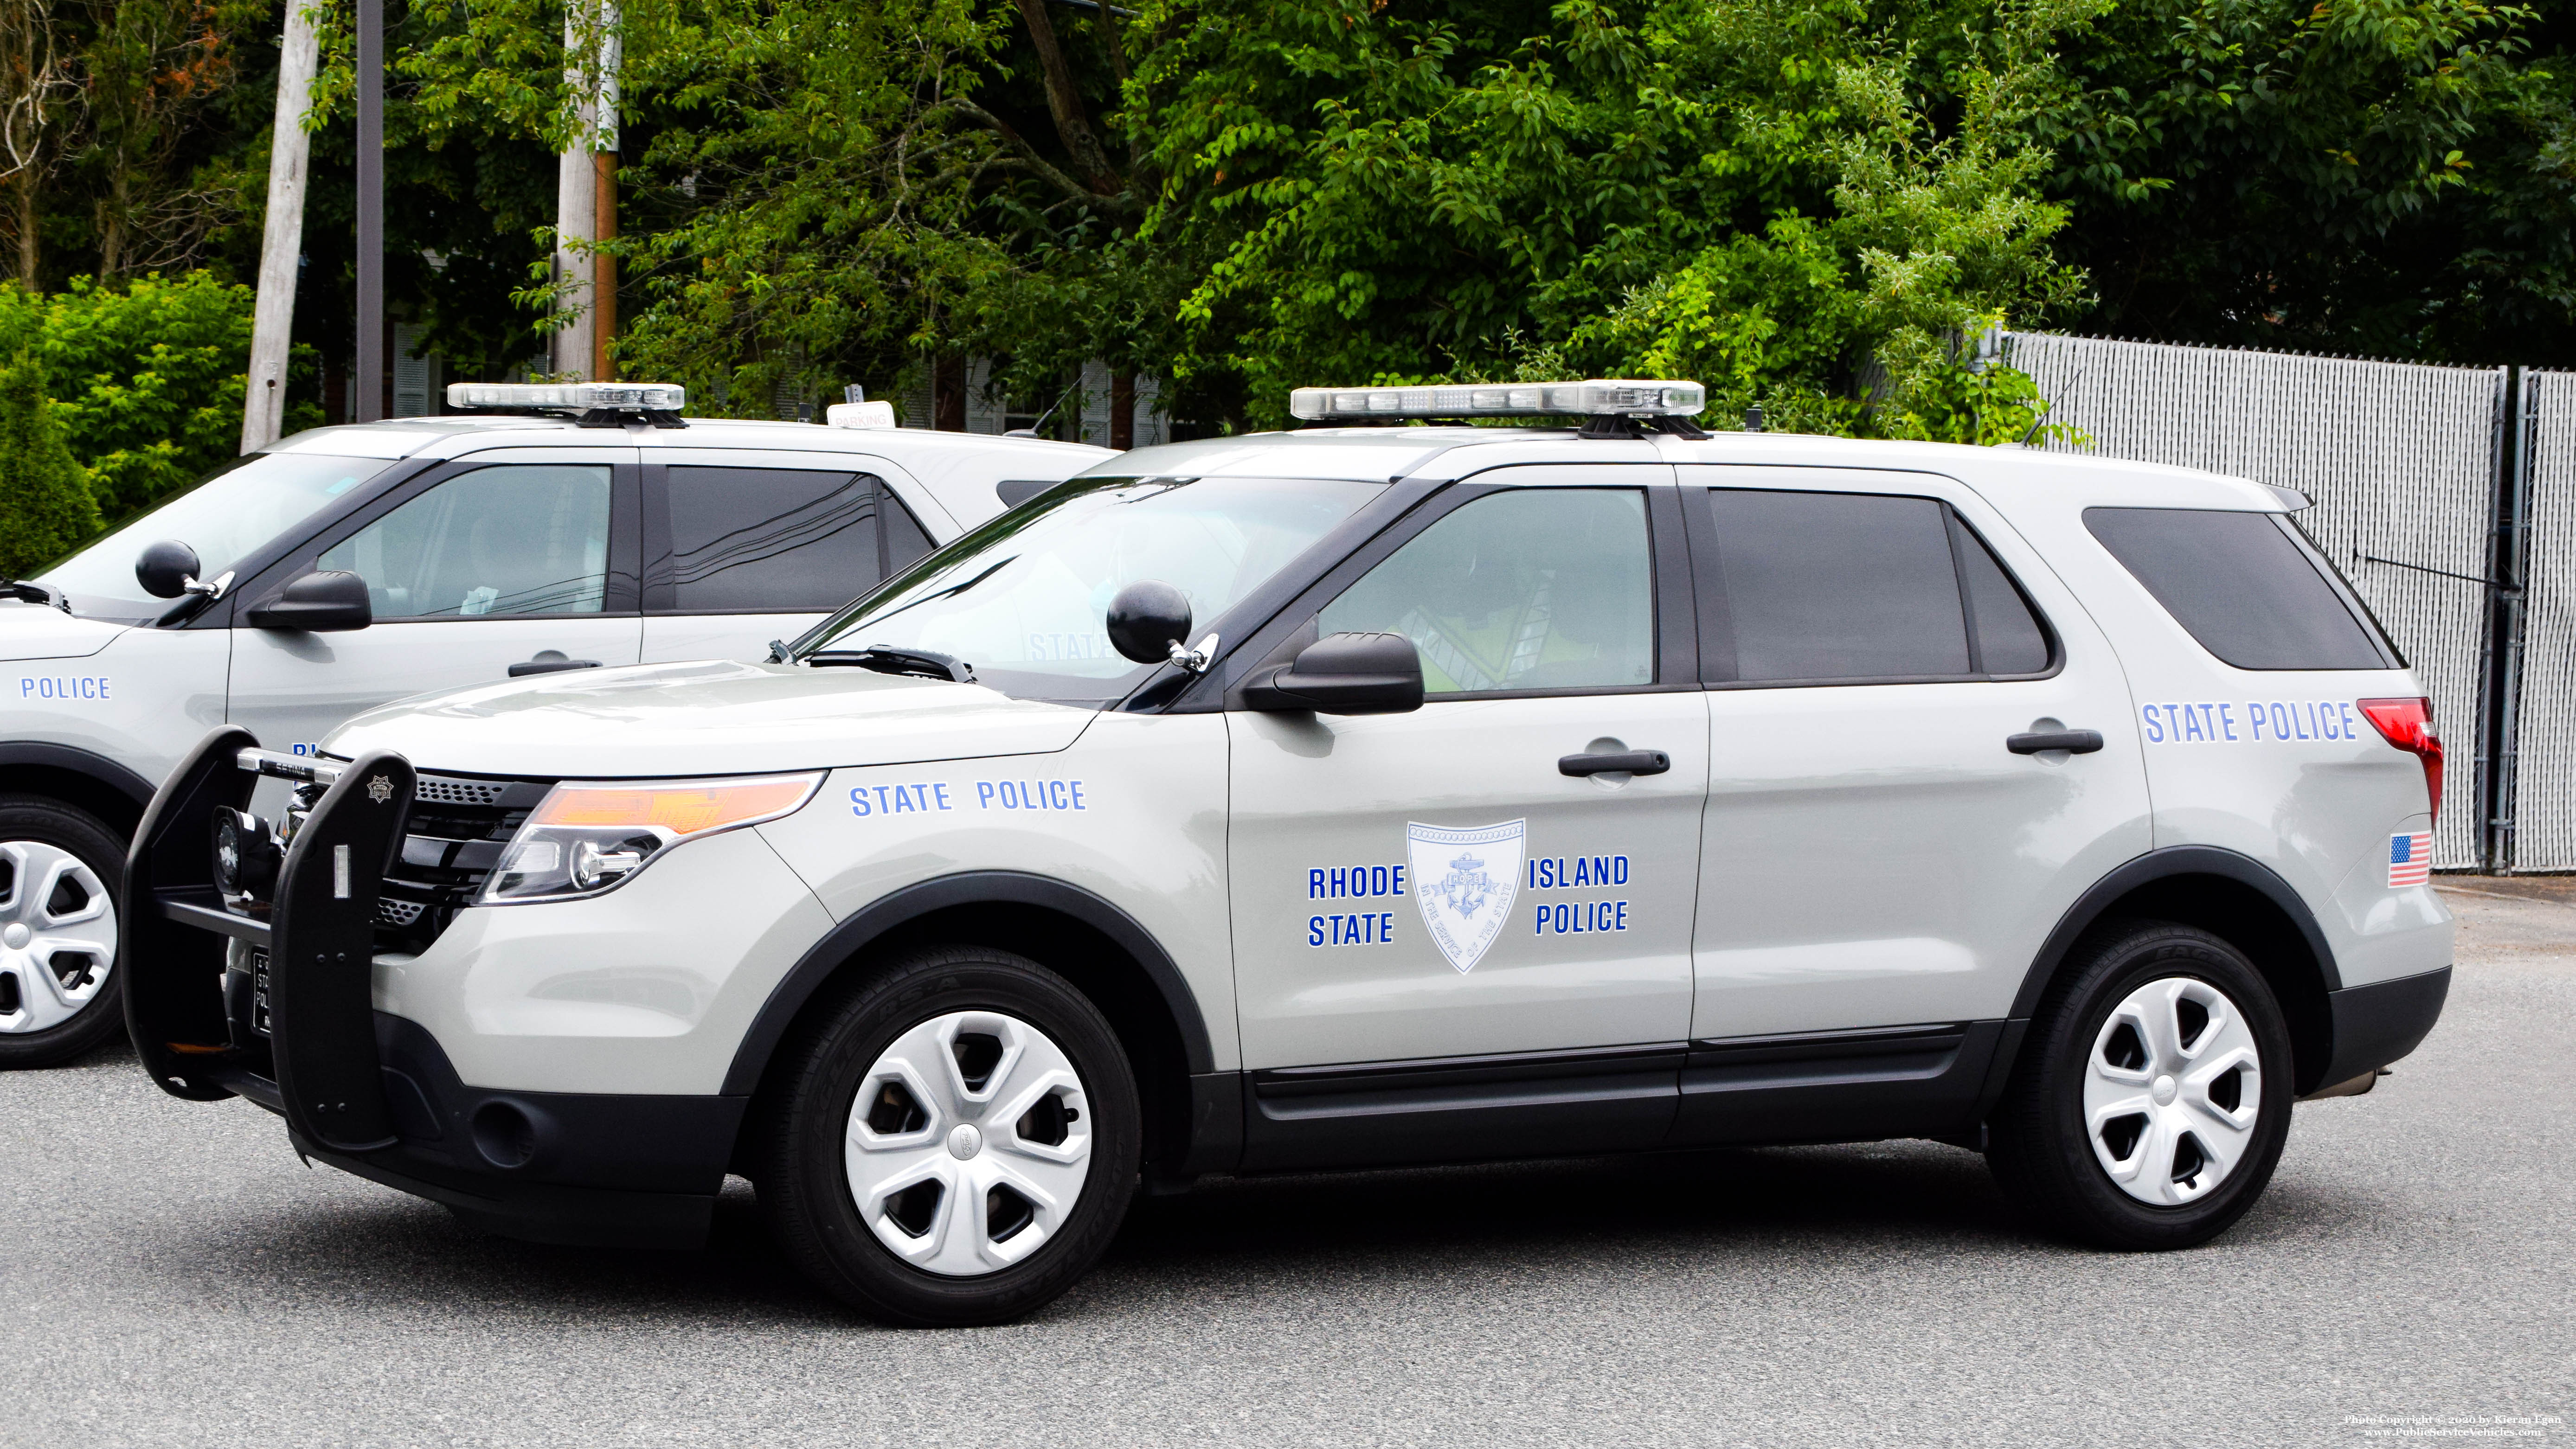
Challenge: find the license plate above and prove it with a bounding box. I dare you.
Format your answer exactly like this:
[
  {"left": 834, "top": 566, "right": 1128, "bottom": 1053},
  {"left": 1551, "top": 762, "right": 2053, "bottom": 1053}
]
[{"left": 250, "top": 949, "right": 272, "bottom": 1037}]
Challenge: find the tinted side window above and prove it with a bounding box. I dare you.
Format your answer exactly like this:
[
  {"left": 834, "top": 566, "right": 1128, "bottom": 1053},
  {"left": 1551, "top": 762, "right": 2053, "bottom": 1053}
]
[
  {"left": 1953, "top": 516, "right": 2053, "bottom": 674},
  {"left": 1709, "top": 490, "right": 1969, "bottom": 681},
  {"left": 1320, "top": 488, "right": 1654, "bottom": 693},
  {"left": 661, "top": 467, "right": 924, "bottom": 613},
  {"left": 320, "top": 464, "right": 610, "bottom": 618},
  {"left": 2084, "top": 507, "right": 2390, "bottom": 670}
]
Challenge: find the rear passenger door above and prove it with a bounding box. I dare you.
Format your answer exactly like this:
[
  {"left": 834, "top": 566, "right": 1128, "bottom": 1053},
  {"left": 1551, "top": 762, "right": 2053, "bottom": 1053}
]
[
  {"left": 1681, "top": 467, "right": 2152, "bottom": 1051},
  {"left": 638, "top": 453, "right": 940, "bottom": 663}
]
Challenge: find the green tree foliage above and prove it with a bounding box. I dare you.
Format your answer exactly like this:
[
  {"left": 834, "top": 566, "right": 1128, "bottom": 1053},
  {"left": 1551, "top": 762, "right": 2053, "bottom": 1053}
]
[
  {"left": 601, "top": 0, "right": 1007, "bottom": 410},
  {"left": 1120, "top": 0, "right": 2096, "bottom": 437},
  {"left": 193, "top": 0, "right": 2576, "bottom": 439},
  {"left": 2031, "top": 0, "right": 2576, "bottom": 362},
  {"left": 0, "top": 350, "right": 101, "bottom": 577},
  {"left": 0, "top": 272, "right": 317, "bottom": 518},
  {"left": 19, "top": 0, "right": 2576, "bottom": 449}
]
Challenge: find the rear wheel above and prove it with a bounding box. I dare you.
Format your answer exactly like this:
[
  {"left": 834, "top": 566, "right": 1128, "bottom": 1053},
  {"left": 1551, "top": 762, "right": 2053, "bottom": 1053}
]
[
  {"left": 0, "top": 796, "right": 126, "bottom": 1070},
  {"left": 1987, "top": 920, "right": 2294, "bottom": 1249},
  {"left": 756, "top": 945, "right": 1140, "bottom": 1326}
]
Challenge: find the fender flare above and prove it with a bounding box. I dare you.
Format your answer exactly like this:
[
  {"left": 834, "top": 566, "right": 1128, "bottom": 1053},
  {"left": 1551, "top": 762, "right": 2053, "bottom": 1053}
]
[
  {"left": 0, "top": 741, "right": 158, "bottom": 812},
  {"left": 2009, "top": 844, "right": 2343, "bottom": 1023},
  {"left": 720, "top": 870, "right": 1216, "bottom": 1096}
]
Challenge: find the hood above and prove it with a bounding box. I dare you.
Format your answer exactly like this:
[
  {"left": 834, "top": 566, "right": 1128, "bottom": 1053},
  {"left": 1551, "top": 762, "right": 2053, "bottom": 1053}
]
[
  {"left": 0, "top": 603, "right": 126, "bottom": 662},
  {"left": 325, "top": 660, "right": 1101, "bottom": 779}
]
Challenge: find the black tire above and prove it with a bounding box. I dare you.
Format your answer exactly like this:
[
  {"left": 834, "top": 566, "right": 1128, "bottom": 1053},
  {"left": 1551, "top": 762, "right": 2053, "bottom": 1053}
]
[
  {"left": 755, "top": 944, "right": 1141, "bottom": 1327},
  {"left": 1987, "top": 919, "right": 2295, "bottom": 1250},
  {"left": 0, "top": 795, "right": 129, "bottom": 1070}
]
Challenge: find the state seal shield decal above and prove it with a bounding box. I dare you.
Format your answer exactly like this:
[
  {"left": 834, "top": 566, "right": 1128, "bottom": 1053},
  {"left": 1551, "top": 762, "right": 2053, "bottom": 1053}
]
[{"left": 1407, "top": 820, "right": 1525, "bottom": 973}]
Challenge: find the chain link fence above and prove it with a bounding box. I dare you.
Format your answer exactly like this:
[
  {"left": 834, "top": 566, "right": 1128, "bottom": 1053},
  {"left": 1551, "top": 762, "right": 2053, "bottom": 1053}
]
[{"left": 2004, "top": 332, "right": 2523, "bottom": 870}]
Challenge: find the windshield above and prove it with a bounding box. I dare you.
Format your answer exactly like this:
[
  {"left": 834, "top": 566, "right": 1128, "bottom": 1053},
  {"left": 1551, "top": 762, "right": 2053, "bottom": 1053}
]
[
  {"left": 801, "top": 474, "right": 1385, "bottom": 702},
  {"left": 40, "top": 451, "right": 392, "bottom": 621}
]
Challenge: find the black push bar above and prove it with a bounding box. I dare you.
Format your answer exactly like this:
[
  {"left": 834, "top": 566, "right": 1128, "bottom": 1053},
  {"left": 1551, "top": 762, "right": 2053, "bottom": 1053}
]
[{"left": 122, "top": 727, "right": 418, "bottom": 1152}]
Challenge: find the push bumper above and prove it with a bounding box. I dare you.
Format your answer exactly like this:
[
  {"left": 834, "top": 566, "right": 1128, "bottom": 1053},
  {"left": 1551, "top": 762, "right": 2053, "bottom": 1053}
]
[{"left": 122, "top": 728, "right": 741, "bottom": 1249}]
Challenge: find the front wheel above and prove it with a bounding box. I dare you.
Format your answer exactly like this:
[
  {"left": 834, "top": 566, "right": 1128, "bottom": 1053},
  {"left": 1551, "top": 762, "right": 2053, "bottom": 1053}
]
[
  {"left": 1987, "top": 920, "right": 2295, "bottom": 1250},
  {"left": 0, "top": 796, "right": 127, "bottom": 1070},
  {"left": 755, "top": 945, "right": 1141, "bottom": 1326}
]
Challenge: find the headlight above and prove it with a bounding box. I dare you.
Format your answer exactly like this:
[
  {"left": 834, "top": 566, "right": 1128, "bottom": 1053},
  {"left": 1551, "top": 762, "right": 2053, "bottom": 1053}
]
[{"left": 481, "top": 772, "right": 824, "bottom": 904}]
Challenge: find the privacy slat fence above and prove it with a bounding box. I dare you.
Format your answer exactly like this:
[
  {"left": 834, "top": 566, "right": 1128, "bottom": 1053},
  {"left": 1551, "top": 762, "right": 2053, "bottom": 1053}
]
[
  {"left": 2511, "top": 372, "right": 2576, "bottom": 870},
  {"left": 2003, "top": 332, "right": 2554, "bottom": 871}
]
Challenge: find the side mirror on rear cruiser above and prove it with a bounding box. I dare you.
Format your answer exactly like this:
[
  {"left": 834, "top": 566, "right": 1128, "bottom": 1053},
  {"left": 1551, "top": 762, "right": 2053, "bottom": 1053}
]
[
  {"left": 135, "top": 539, "right": 202, "bottom": 599},
  {"left": 243, "top": 570, "right": 372, "bottom": 633},
  {"left": 1241, "top": 631, "right": 1425, "bottom": 715},
  {"left": 1106, "top": 580, "right": 1194, "bottom": 665}
]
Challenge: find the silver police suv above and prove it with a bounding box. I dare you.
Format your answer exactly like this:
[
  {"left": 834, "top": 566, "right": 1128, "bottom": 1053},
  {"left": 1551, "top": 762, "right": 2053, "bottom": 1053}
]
[
  {"left": 0, "top": 383, "right": 1103, "bottom": 1066},
  {"left": 126, "top": 380, "right": 2450, "bottom": 1327}
]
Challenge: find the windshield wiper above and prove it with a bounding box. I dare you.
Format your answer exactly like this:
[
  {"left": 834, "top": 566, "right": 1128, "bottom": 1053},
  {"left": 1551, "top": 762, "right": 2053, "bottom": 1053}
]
[
  {"left": 804, "top": 645, "right": 977, "bottom": 683},
  {"left": 0, "top": 579, "right": 67, "bottom": 612}
]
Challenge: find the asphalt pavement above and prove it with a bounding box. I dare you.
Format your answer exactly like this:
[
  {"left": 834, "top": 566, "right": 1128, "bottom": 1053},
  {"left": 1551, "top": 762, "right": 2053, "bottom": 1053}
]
[{"left": 5, "top": 881, "right": 2572, "bottom": 1448}]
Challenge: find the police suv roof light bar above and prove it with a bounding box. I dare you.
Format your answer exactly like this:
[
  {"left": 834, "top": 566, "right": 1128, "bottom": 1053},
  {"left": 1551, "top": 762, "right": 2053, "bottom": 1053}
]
[
  {"left": 1287, "top": 378, "right": 1709, "bottom": 436},
  {"left": 445, "top": 381, "right": 688, "bottom": 430}
]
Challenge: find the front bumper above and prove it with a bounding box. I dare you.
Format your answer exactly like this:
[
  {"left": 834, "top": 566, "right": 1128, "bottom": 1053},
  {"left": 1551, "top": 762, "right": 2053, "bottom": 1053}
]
[{"left": 122, "top": 729, "right": 741, "bottom": 1249}]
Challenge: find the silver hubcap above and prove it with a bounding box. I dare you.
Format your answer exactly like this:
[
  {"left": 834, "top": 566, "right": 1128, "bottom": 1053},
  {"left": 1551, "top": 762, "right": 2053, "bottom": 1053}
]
[
  {"left": 0, "top": 841, "right": 116, "bottom": 1034},
  {"left": 845, "top": 1010, "right": 1093, "bottom": 1277},
  {"left": 2085, "top": 976, "right": 2263, "bottom": 1205}
]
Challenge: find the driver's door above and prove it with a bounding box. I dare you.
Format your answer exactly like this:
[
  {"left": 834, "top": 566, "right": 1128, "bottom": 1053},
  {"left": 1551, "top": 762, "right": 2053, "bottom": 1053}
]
[
  {"left": 226, "top": 450, "right": 643, "bottom": 757},
  {"left": 1224, "top": 471, "right": 1708, "bottom": 1170}
]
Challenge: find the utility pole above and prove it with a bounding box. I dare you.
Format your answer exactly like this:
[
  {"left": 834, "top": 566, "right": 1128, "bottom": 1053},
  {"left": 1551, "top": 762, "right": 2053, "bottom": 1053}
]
[
  {"left": 353, "top": 0, "right": 382, "bottom": 421},
  {"left": 552, "top": 0, "right": 617, "bottom": 380},
  {"left": 239, "top": 0, "right": 320, "bottom": 451}
]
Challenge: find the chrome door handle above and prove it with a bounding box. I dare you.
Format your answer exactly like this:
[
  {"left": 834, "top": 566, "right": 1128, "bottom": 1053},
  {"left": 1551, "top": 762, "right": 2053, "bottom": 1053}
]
[
  {"left": 507, "top": 658, "right": 603, "bottom": 678},
  {"left": 2006, "top": 729, "right": 2104, "bottom": 755},
  {"left": 1559, "top": 750, "right": 1671, "bottom": 777}
]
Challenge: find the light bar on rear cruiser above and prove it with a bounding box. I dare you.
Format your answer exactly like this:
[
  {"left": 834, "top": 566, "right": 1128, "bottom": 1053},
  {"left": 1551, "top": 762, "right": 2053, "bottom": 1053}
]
[
  {"left": 446, "top": 381, "right": 687, "bottom": 412},
  {"left": 1286, "top": 378, "right": 1705, "bottom": 423}
]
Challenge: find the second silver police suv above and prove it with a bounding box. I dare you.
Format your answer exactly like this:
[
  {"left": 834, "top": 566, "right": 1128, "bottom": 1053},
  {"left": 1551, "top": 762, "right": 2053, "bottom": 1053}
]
[
  {"left": 0, "top": 382, "right": 1104, "bottom": 1067},
  {"left": 125, "top": 379, "right": 2451, "bottom": 1327}
]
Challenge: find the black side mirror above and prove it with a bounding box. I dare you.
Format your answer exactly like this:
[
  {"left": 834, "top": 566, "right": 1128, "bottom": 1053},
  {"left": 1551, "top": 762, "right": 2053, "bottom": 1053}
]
[
  {"left": 135, "top": 539, "right": 201, "bottom": 599},
  {"left": 1242, "top": 631, "right": 1425, "bottom": 715},
  {"left": 243, "top": 570, "right": 372, "bottom": 633},
  {"left": 1107, "top": 580, "right": 1193, "bottom": 665}
]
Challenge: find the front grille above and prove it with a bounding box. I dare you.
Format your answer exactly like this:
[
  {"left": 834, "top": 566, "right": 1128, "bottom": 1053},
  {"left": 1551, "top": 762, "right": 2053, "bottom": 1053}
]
[
  {"left": 416, "top": 777, "right": 507, "bottom": 807},
  {"left": 376, "top": 771, "right": 554, "bottom": 953}
]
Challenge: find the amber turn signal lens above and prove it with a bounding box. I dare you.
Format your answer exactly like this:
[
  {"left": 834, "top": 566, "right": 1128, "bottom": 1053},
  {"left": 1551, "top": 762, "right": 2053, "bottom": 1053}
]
[{"left": 529, "top": 774, "right": 822, "bottom": 838}]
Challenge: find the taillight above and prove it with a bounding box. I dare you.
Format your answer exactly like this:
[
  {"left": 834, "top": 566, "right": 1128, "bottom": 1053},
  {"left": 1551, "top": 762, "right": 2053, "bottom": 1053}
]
[{"left": 2358, "top": 697, "right": 2443, "bottom": 826}]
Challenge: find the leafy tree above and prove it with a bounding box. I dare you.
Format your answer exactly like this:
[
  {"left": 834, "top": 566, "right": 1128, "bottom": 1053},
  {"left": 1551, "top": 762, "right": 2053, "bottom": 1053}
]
[
  {"left": 2032, "top": 0, "right": 2576, "bottom": 362},
  {"left": 1124, "top": 0, "right": 2096, "bottom": 437},
  {"left": 0, "top": 348, "right": 100, "bottom": 576},
  {"left": 0, "top": 272, "right": 318, "bottom": 517},
  {"left": 599, "top": 0, "right": 1007, "bottom": 410}
]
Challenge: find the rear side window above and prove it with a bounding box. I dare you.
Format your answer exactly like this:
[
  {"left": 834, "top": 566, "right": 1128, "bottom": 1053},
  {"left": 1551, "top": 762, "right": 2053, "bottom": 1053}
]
[
  {"left": 1704, "top": 489, "right": 2054, "bottom": 683},
  {"left": 2084, "top": 508, "right": 2393, "bottom": 670},
  {"left": 655, "top": 467, "right": 931, "bottom": 613}
]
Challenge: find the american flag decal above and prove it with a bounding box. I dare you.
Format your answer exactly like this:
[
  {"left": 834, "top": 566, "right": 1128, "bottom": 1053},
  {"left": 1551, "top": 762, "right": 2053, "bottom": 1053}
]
[{"left": 2387, "top": 831, "right": 2433, "bottom": 888}]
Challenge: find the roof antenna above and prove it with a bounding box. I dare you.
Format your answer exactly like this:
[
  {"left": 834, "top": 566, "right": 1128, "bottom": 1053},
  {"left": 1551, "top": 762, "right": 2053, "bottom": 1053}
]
[
  {"left": 1006, "top": 382, "right": 1077, "bottom": 440},
  {"left": 2020, "top": 366, "right": 2082, "bottom": 447},
  {"left": 1743, "top": 404, "right": 1765, "bottom": 432}
]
